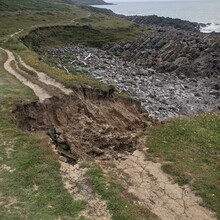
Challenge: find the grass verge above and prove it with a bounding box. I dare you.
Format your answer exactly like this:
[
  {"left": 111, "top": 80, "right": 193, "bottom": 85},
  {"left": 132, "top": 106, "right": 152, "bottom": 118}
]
[
  {"left": 0, "top": 49, "right": 85, "bottom": 219},
  {"left": 0, "top": 0, "right": 69, "bottom": 12},
  {"left": 85, "top": 166, "right": 157, "bottom": 220},
  {"left": 21, "top": 19, "right": 146, "bottom": 51},
  {"left": 12, "top": 58, "right": 63, "bottom": 97},
  {"left": 146, "top": 114, "right": 220, "bottom": 218},
  {"left": 17, "top": 49, "right": 110, "bottom": 92},
  {"left": 0, "top": 7, "right": 88, "bottom": 38}
]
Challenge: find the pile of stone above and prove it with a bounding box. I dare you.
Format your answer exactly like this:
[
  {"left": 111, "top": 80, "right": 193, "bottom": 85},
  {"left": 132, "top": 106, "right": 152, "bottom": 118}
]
[{"left": 46, "top": 46, "right": 220, "bottom": 121}]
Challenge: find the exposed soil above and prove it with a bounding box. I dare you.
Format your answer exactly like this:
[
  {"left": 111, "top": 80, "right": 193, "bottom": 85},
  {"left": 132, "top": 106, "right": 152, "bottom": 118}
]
[
  {"left": 46, "top": 46, "right": 220, "bottom": 120},
  {"left": 5, "top": 14, "right": 220, "bottom": 218},
  {"left": 1, "top": 164, "right": 16, "bottom": 173},
  {"left": 12, "top": 87, "right": 151, "bottom": 162},
  {"left": 60, "top": 161, "right": 112, "bottom": 220},
  {"left": 12, "top": 86, "right": 217, "bottom": 219},
  {"left": 0, "top": 193, "right": 18, "bottom": 210},
  {"left": 10, "top": 29, "right": 23, "bottom": 38},
  {"left": 48, "top": 141, "right": 112, "bottom": 220},
  {"left": 1, "top": 48, "right": 73, "bottom": 103}
]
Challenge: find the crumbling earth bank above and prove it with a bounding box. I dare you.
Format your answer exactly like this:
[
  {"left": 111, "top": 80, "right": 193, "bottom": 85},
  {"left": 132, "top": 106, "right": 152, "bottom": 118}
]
[{"left": 12, "top": 87, "right": 152, "bottom": 162}]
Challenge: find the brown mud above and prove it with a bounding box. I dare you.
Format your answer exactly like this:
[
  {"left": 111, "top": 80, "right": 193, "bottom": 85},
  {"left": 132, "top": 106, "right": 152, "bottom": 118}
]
[
  {"left": 12, "top": 87, "right": 151, "bottom": 162},
  {"left": 11, "top": 86, "right": 217, "bottom": 219}
]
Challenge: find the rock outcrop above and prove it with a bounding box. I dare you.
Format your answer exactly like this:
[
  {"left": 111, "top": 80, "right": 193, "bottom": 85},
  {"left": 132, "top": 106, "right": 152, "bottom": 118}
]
[
  {"left": 123, "top": 15, "right": 204, "bottom": 32},
  {"left": 22, "top": 14, "right": 220, "bottom": 120},
  {"left": 108, "top": 25, "right": 220, "bottom": 78}
]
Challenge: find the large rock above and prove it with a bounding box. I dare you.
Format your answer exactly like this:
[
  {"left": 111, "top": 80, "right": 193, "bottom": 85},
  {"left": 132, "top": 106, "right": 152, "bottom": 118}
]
[{"left": 174, "top": 57, "right": 190, "bottom": 66}]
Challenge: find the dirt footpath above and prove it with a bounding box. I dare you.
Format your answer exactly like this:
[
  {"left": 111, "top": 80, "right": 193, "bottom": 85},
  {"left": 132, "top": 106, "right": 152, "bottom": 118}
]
[
  {"left": 1, "top": 48, "right": 72, "bottom": 102},
  {"left": 1, "top": 48, "right": 51, "bottom": 102},
  {"left": 112, "top": 150, "right": 216, "bottom": 220},
  {"left": 1, "top": 48, "right": 217, "bottom": 220}
]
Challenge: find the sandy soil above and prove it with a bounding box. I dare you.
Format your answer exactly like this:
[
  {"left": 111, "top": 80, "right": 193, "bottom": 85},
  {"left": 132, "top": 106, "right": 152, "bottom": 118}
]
[
  {"left": 10, "top": 29, "right": 23, "bottom": 38},
  {"left": 112, "top": 150, "right": 217, "bottom": 220},
  {"left": 60, "top": 161, "right": 112, "bottom": 220},
  {"left": 1, "top": 48, "right": 51, "bottom": 102},
  {"left": 49, "top": 141, "right": 112, "bottom": 220},
  {"left": 18, "top": 56, "right": 72, "bottom": 95}
]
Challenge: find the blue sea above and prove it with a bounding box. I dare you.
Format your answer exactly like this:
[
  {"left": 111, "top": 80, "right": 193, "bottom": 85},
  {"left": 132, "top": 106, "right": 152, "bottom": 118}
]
[{"left": 93, "top": 0, "right": 220, "bottom": 33}]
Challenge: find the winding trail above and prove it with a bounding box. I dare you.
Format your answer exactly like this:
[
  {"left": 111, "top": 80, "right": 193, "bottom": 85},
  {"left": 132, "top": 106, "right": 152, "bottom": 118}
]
[
  {"left": 60, "top": 162, "right": 112, "bottom": 220},
  {"left": 1, "top": 48, "right": 51, "bottom": 102},
  {"left": 0, "top": 48, "right": 73, "bottom": 102},
  {"left": 111, "top": 150, "right": 217, "bottom": 220},
  {"left": 18, "top": 56, "right": 72, "bottom": 95},
  {"left": 1, "top": 45, "right": 217, "bottom": 219},
  {"left": 49, "top": 143, "right": 112, "bottom": 220},
  {"left": 10, "top": 29, "right": 23, "bottom": 38},
  {"left": 71, "top": 12, "right": 91, "bottom": 23}
]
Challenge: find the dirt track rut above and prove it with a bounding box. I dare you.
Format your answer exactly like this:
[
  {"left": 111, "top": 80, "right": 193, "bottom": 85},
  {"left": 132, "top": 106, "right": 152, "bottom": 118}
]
[
  {"left": 18, "top": 56, "right": 72, "bottom": 95},
  {"left": 1, "top": 48, "right": 51, "bottom": 102},
  {"left": 1, "top": 48, "right": 72, "bottom": 102}
]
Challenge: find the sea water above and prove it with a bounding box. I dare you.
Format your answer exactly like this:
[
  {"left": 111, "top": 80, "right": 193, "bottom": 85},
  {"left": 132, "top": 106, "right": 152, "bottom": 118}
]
[{"left": 94, "top": 0, "right": 220, "bottom": 33}]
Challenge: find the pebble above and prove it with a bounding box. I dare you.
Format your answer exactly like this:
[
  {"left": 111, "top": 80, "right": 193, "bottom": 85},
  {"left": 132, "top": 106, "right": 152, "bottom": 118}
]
[{"left": 45, "top": 46, "right": 219, "bottom": 121}]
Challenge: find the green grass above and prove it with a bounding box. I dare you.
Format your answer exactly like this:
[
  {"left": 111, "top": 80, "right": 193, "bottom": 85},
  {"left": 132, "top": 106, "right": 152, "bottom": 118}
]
[
  {"left": 20, "top": 9, "right": 147, "bottom": 51},
  {"left": 146, "top": 114, "right": 220, "bottom": 218},
  {"left": 21, "top": 17, "right": 145, "bottom": 52},
  {"left": 17, "top": 49, "right": 110, "bottom": 92},
  {"left": 0, "top": 0, "right": 146, "bottom": 92},
  {"left": 86, "top": 166, "right": 157, "bottom": 220},
  {"left": 0, "top": 49, "right": 86, "bottom": 219},
  {"left": 22, "top": 25, "right": 113, "bottom": 50},
  {"left": 0, "top": 7, "right": 88, "bottom": 38},
  {"left": 11, "top": 59, "right": 62, "bottom": 98},
  {"left": 0, "top": 0, "right": 69, "bottom": 11},
  {"left": 86, "top": 15, "right": 145, "bottom": 41}
]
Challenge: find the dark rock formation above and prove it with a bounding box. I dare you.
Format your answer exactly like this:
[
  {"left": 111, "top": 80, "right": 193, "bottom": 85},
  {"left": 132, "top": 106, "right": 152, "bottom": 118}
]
[
  {"left": 124, "top": 15, "right": 204, "bottom": 32},
  {"left": 107, "top": 19, "right": 220, "bottom": 78}
]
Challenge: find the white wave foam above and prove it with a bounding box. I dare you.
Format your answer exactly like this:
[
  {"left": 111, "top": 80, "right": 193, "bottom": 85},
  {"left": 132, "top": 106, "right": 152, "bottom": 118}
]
[{"left": 200, "top": 22, "right": 220, "bottom": 33}]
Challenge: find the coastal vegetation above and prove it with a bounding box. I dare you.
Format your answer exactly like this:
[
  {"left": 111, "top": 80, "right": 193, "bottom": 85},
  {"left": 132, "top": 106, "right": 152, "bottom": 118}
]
[
  {"left": 0, "top": 49, "right": 86, "bottom": 219},
  {"left": 147, "top": 114, "right": 220, "bottom": 218},
  {"left": 0, "top": 0, "right": 219, "bottom": 219}
]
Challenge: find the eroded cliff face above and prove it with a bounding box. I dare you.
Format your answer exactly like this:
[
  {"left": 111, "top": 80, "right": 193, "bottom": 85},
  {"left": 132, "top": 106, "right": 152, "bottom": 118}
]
[{"left": 12, "top": 87, "right": 152, "bottom": 162}]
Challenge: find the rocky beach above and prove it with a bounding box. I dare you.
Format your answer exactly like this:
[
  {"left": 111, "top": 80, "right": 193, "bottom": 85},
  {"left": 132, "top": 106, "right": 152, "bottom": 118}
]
[
  {"left": 43, "top": 15, "right": 220, "bottom": 121},
  {"left": 45, "top": 46, "right": 219, "bottom": 121},
  {"left": 1, "top": 0, "right": 220, "bottom": 219}
]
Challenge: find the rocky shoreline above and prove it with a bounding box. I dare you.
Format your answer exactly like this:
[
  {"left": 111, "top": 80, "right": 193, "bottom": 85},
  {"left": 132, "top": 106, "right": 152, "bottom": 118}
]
[
  {"left": 45, "top": 45, "right": 219, "bottom": 121},
  {"left": 122, "top": 15, "right": 205, "bottom": 32},
  {"left": 42, "top": 15, "right": 220, "bottom": 121},
  {"left": 107, "top": 25, "right": 220, "bottom": 78}
]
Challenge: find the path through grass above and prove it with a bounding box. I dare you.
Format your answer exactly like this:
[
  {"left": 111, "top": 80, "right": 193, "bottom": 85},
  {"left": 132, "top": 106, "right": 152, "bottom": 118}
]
[
  {"left": 85, "top": 166, "right": 158, "bottom": 220},
  {"left": 147, "top": 114, "right": 220, "bottom": 219},
  {"left": 0, "top": 49, "right": 85, "bottom": 219}
]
